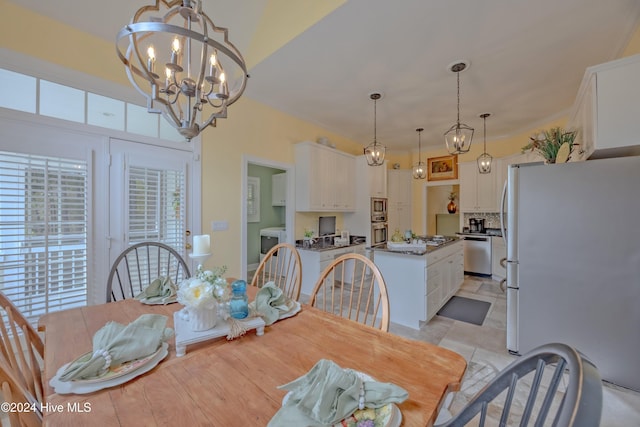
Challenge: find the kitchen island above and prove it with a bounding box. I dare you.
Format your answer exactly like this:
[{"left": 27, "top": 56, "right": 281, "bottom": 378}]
[{"left": 374, "top": 238, "right": 464, "bottom": 330}]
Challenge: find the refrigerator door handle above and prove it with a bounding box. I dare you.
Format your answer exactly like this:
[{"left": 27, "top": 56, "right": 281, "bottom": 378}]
[{"left": 500, "top": 180, "right": 507, "bottom": 240}]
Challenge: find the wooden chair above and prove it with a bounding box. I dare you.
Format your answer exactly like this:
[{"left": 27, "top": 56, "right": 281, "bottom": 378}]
[
  {"left": 0, "top": 359, "right": 42, "bottom": 427},
  {"left": 250, "top": 243, "right": 302, "bottom": 301},
  {"left": 107, "top": 242, "right": 190, "bottom": 302},
  {"left": 309, "top": 253, "right": 390, "bottom": 331},
  {"left": 0, "top": 291, "right": 44, "bottom": 406},
  {"left": 434, "top": 343, "right": 603, "bottom": 427}
]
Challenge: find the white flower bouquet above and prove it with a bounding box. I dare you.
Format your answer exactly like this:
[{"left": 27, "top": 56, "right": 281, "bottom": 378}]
[{"left": 178, "top": 265, "right": 229, "bottom": 331}]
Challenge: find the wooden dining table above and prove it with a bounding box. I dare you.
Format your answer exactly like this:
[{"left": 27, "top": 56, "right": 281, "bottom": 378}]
[{"left": 38, "top": 287, "right": 467, "bottom": 426}]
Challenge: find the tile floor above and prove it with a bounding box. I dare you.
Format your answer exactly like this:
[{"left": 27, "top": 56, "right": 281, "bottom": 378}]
[{"left": 387, "top": 275, "right": 640, "bottom": 426}]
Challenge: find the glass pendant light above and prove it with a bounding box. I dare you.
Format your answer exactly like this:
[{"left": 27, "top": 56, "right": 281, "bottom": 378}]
[
  {"left": 477, "top": 113, "right": 493, "bottom": 174},
  {"left": 412, "top": 128, "right": 426, "bottom": 179},
  {"left": 364, "top": 93, "right": 386, "bottom": 166},
  {"left": 444, "top": 62, "right": 474, "bottom": 154}
]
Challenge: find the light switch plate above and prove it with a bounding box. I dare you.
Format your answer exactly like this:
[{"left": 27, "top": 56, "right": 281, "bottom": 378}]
[{"left": 211, "top": 221, "right": 228, "bottom": 231}]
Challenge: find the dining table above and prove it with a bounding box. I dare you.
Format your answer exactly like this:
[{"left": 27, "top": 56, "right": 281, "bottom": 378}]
[{"left": 38, "top": 286, "right": 467, "bottom": 426}]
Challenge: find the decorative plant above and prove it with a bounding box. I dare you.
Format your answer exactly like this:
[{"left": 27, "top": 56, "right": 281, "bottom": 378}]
[
  {"left": 448, "top": 192, "right": 457, "bottom": 202},
  {"left": 303, "top": 228, "right": 314, "bottom": 239},
  {"left": 521, "top": 127, "right": 577, "bottom": 163}
]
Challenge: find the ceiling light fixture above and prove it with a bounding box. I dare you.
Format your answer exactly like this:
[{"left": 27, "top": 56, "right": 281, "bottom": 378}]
[
  {"left": 412, "top": 128, "right": 426, "bottom": 179},
  {"left": 477, "top": 113, "right": 493, "bottom": 174},
  {"left": 444, "top": 61, "right": 474, "bottom": 154},
  {"left": 116, "top": 0, "right": 248, "bottom": 141},
  {"left": 364, "top": 93, "right": 386, "bottom": 166}
]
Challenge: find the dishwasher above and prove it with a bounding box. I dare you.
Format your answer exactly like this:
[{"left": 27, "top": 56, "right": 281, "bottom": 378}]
[{"left": 460, "top": 235, "right": 492, "bottom": 275}]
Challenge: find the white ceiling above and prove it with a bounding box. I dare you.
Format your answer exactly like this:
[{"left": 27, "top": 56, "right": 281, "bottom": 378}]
[{"left": 8, "top": 0, "right": 640, "bottom": 153}]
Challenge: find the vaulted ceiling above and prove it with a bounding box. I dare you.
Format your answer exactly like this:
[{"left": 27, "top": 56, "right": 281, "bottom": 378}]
[{"left": 8, "top": 0, "right": 640, "bottom": 152}]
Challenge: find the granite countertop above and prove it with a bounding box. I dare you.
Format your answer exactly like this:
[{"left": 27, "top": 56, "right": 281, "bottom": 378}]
[
  {"left": 373, "top": 236, "right": 461, "bottom": 256},
  {"left": 296, "top": 235, "right": 366, "bottom": 252}
]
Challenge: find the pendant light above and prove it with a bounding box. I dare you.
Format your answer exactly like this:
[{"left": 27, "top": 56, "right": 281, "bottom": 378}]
[
  {"left": 444, "top": 62, "right": 474, "bottom": 154},
  {"left": 477, "top": 113, "right": 493, "bottom": 174},
  {"left": 364, "top": 93, "right": 386, "bottom": 166},
  {"left": 412, "top": 128, "right": 426, "bottom": 179}
]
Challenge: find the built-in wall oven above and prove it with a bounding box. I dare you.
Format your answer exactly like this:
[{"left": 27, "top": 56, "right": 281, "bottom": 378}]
[
  {"left": 371, "top": 197, "right": 387, "bottom": 222},
  {"left": 371, "top": 222, "right": 388, "bottom": 248}
]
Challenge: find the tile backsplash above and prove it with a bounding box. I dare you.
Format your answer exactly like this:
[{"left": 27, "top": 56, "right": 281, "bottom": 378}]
[{"left": 462, "top": 212, "right": 503, "bottom": 229}]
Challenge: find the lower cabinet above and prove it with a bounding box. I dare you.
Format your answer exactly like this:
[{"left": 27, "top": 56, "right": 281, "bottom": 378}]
[
  {"left": 298, "top": 244, "right": 366, "bottom": 297},
  {"left": 374, "top": 240, "right": 464, "bottom": 329}
]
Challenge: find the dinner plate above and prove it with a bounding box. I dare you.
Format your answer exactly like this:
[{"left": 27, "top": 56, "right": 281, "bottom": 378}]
[
  {"left": 49, "top": 342, "right": 169, "bottom": 394},
  {"left": 281, "top": 370, "right": 401, "bottom": 427}
]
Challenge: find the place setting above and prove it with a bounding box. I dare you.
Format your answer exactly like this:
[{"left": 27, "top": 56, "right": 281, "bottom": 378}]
[
  {"left": 268, "top": 359, "right": 408, "bottom": 427},
  {"left": 49, "top": 313, "right": 173, "bottom": 394}
]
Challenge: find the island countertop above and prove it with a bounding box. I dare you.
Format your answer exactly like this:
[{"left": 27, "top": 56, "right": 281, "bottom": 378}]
[{"left": 373, "top": 235, "right": 461, "bottom": 256}]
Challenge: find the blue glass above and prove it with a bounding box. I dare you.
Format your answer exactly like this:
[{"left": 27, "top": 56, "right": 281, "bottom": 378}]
[{"left": 229, "top": 280, "right": 249, "bottom": 319}]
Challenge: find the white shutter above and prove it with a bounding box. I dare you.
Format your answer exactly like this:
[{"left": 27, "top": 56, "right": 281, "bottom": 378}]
[
  {"left": 127, "top": 166, "right": 185, "bottom": 253},
  {"left": 0, "top": 151, "right": 87, "bottom": 324}
]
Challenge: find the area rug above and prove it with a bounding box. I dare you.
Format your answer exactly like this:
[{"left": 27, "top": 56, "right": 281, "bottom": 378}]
[{"left": 437, "top": 296, "right": 491, "bottom": 326}]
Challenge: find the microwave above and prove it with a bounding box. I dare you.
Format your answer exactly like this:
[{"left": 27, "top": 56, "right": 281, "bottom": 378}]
[{"left": 371, "top": 197, "right": 387, "bottom": 221}]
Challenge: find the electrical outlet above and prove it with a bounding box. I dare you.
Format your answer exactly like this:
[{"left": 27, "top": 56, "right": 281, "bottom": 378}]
[{"left": 211, "top": 220, "right": 228, "bottom": 231}]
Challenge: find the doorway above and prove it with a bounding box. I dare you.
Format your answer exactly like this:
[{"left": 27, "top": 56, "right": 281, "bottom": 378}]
[
  {"left": 240, "top": 155, "right": 294, "bottom": 281},
  {"left": 423, "top": 180, "right": 460, "bottom": 236}
]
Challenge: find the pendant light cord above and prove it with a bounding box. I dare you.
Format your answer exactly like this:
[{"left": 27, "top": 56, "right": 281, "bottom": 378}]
[
  {"left": 483, "top": 115, "right": 487, "bottom": 154},
  {"left": 373, "top": 97, "right": 377, "bottom": 143},
  {"left": 456, "top": 71, "right": 461, "bottom": 126}
]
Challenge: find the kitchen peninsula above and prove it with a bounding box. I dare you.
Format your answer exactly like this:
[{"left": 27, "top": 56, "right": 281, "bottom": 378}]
[{"left": 375, "top": 237, "right": 464, "bottom": 329}]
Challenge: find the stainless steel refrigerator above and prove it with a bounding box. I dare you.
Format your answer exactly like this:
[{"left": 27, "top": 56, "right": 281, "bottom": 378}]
[{"left": 500, "top": 156, "right": 640, "bottom": 391}]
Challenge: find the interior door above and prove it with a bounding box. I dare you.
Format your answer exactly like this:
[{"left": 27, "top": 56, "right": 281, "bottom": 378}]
[{"left": 108, "top": 139, "right": 193, "bottom": 275}]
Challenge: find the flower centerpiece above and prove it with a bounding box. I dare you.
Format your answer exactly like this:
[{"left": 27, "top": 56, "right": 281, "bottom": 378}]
[
  {"left": 178, "top": 265, "right": 229, "bottom": 331},
  {"left": 521, "top": 127, "right": 577, "bottom": 164}
]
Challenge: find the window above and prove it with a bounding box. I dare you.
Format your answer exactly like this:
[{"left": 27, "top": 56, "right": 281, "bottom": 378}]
[
  {"left": 0, "top": 151, "right": 87, "bottom": 323},
  {"left": 247, "top": 176, "right": 260, "bottom": 223}
]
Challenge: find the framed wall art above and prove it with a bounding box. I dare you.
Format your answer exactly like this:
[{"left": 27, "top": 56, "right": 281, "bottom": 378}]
[{"left": 427, "top": 155, "right": 458, "bottom": 181}]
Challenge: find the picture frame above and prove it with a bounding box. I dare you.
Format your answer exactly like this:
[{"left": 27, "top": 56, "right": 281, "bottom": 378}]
[{"left": 427, "top": 155, "right": 458, "bottom": 181}]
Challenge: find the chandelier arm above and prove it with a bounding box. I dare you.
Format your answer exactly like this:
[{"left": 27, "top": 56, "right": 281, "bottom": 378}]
[{"left": 117, "top": 22, "right": 247, "bottom": 103}]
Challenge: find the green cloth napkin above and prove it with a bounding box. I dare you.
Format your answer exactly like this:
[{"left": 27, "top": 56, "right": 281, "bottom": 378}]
[
  {"left": 268, "top": 359, "right": 409, "bottom": 426},
  {"left": 58, "top": 314, "right": 173, "bottom": 381},
  {"left": 249, "top": 282, "right": 290, "bottom": 325},
  {"left": 134, "top": 276, "right": 177, "bottom": 305}
]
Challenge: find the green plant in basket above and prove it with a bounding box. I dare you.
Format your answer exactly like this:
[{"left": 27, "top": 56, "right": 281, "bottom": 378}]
[{"left": 521, "top": 127, "right": 577, "bottom": 163}]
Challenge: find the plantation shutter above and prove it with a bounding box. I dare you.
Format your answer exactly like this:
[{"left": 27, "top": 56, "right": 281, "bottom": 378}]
[
  {"left": 0, "top": 151, "right": 87, "bottom": 324},
  {"left": 127, "top": 165, "right": 185, "bottom": 252}
]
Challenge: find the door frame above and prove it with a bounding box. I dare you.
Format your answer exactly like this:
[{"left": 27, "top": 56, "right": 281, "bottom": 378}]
[{"left": 240, "top": 155, "right": 295, "bottom": 281}]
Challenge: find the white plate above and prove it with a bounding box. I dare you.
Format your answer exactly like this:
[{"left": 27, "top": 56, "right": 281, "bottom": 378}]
[
  {"left": 282, "top": 370, "right": 401, "bottom": 427},
  {"left": 50, "top": 342, "right": 169, "bottom": 394},
  {"left": 278, "top": 301, "right": 301, "bottom": 320}
]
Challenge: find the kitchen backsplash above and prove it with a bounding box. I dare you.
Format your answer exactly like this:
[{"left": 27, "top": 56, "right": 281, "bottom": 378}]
[{"left": 463, "top": 212, "right": 503, "bottom": 229}]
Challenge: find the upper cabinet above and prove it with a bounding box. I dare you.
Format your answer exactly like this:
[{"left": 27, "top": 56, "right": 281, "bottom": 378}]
[
  {"left": 271, "top": 173, "right": 286, "bottom": 206},
  {"left": 567, "top": 54, "right": 640, "bottom": 160},
  {"left": 458, "top": 161, "right": 497, "bottom": 213},
  {"left": 387, "top": 169, "right": 411, "bottom": 234},
  {"left": 295, "top": 142, "right": 356, "bottom": 212}
]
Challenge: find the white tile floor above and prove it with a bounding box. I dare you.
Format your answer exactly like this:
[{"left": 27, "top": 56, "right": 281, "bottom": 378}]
[{"left": 389, "top": 275, "right": 640, "bottom": 426}]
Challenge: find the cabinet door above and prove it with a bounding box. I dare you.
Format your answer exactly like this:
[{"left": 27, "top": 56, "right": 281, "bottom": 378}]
[
  {"left": 458, "top": 162, "right": 477, "bottom": 212},
  {"left": 272, "top": 173, "right": 286, "bottom": 206},
  {"left": 369, "top": 163, "right": 388, "bottom": 197},
  {"left": 476, "top": 168, "right": 496, "bottom": 211}
]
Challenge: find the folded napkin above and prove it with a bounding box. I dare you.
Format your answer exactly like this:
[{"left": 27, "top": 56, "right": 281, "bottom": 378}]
[
  {"left": 134, "top": 276, "right": 177, "bottom": 305},
  {"left": 58, "top": 314, "right": 173, "bottom": 381},
  {"left": 249, "top": 282, "right": 292, "bottom": 325},
  {"left": 268, "top": 359, "right": 408, "bottom": 426}
]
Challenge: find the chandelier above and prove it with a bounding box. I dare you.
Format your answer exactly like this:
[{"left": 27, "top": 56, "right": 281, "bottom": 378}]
[
  {"left": 444, "top": 61, "right": 474, "bottom": 154},
  {"left": 477, "top": 113, "right": 493, "bottom": 174},
  {"left": 364, "top": 93, "right": 386, "bottom": 166},
  {"left": 116, "top": 0, "right": 248, "bottom": 141},
  {"left": 412, "top": 128, "right": 426, "bottom": 179}
]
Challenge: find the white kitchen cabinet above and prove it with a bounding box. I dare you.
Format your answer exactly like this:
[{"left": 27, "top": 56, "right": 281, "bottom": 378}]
[
  {"left": 298, "top": 244, "right": 366, "bottom": 297},
  {"left": 387, "top": 169, "right": 411, "bottom": 235},
  {"left": 271, "top": 172, "right": 286, "bottom": 206},
  {"left": 459, "top": 161, "right": 497, "bottom": 213},
  {"left": 374, "top": 239, "right": 463, "bottom": 329},
  {"left": 491, "top": 235, "right": 506, "bottom": 281},
  {"left": 567, "top": 54, "right": 640, "bottom": 160},
  {"left": 295, "top": 141, "right": 356, "bottom": 212}
]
